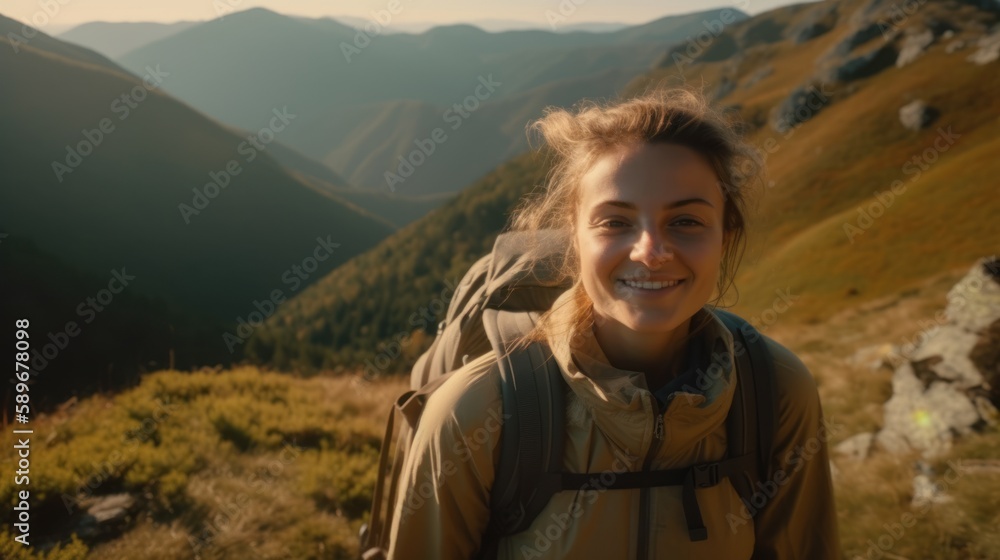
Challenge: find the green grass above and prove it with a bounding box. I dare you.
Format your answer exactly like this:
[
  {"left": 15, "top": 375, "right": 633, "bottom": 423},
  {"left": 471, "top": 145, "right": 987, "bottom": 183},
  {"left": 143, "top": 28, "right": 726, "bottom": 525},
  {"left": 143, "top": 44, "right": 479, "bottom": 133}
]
[
  {"left": 0, "top": 368, "right": 406, "bottom": 560},
  {"left": 3, "top": 322, "right": 998, "bottom": 559}
]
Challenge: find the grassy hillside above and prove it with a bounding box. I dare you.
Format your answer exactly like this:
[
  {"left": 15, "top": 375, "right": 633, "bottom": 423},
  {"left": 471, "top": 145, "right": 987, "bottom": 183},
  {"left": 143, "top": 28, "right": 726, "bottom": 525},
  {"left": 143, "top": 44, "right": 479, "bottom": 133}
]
[
  {"left": 0, "top": 367, "right": 404, "bottom": 559},
  {"left": 314, "top": 188, "right": 455, "bottom": 229},
  {"left": 0, "top": 28, "right": 394, "bottom": 322},
  {"left": 245, "top": 151, "right": 549, "bottom": 372},
  {"left": 115, "top": 8, "right": 745, "bottom": 195},
  {"left": 2, "top": 272, "right": 998, "bottom": 558},
  {"left": 0, "top": 14, "right": 123, "bottom": 75}
]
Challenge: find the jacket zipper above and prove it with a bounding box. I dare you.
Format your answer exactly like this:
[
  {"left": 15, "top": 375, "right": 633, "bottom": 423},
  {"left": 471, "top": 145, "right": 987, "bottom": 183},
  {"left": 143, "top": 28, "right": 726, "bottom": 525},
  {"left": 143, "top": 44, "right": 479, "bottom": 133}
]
[{"left": 637, "top": 400, "right": 665, "bottom": 559}]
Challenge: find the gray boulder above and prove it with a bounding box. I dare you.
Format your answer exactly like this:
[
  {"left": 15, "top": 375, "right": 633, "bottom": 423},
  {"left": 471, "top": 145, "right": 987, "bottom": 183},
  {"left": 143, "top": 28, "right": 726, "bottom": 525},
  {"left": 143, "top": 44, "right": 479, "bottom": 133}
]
[
  {"left": 897, "top": 29, "right": 935, "bottom": 67},
  {"left": 873, "top": 258, "right": 1000, "bottom": 457},
  {"left": 911, "top": 461, "right": 954, "bottom": 508},
  {"left": 74, "top": 493, "right": 137, "bottom": 539},
  {"left": 968, "top": 28, "right": 1000, "bottom": 64},
  {"left": 946, "top": 40, "right": 967, "bottom": 53},
  {"left": 899, "top": 99, "right": 937, "bottom": 131}
]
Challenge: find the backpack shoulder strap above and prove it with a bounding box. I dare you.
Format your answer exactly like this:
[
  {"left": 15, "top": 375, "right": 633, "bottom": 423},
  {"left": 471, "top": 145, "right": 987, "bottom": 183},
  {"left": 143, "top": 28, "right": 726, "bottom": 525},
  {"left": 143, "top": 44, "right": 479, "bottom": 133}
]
[
  {"left": 466, "top": 307, "right": 778, "bottom": 555},
  {"left": 711, "top": 309, "right": 777, "bottom": 508},
  {"left": 479, "top": 308, "right": 564, "bottom": 557}
]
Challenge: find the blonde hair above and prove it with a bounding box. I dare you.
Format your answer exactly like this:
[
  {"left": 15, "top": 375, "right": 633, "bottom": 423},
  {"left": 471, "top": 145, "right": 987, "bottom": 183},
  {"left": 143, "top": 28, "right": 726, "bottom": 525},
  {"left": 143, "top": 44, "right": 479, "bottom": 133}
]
[{"left": 510, "top": 87, "right": 765, "bottom": 348}]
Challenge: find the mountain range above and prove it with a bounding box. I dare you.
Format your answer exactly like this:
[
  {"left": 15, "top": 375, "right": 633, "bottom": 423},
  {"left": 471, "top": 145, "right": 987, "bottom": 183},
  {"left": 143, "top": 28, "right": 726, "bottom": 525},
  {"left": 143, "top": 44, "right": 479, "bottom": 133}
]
[{"left": 243, "top": 0, "right": 1000, "bottom": 371}]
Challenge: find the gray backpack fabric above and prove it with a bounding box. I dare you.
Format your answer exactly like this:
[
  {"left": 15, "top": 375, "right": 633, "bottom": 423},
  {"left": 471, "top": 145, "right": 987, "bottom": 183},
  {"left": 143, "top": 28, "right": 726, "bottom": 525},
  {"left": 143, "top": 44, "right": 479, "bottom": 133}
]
[
  {"left": 359, "top": 230, "right": 777, "bottom": 559},
  {"left": 409, "top": 230, "right": 570, "bottom": 390}
]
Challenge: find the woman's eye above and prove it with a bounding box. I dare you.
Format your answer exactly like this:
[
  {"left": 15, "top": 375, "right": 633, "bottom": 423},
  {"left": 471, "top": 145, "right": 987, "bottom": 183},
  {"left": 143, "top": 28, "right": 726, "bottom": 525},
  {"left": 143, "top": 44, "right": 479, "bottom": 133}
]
[
  {"left": 598, "top": 219, "right": 628, "bottom": 229},
  {"left": 672, "top": 218, "right": 703, "bottom": 227}
]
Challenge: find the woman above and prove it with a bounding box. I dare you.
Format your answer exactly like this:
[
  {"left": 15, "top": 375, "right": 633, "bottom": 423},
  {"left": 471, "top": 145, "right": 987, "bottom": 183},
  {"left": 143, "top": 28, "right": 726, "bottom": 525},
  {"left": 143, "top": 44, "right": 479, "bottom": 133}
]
[{"left": 386, "top": 89, "right": 841, "bottom": 559}]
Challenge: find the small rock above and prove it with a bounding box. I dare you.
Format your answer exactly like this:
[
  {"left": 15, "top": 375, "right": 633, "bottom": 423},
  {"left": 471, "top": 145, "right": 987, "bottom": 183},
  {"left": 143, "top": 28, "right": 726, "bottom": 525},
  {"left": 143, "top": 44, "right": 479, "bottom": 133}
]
[
  {"left": 946, "top": 257, "right": 1000, "bottom": 332},
  {"left": 946, "top": 40, "right": 967, "bottom": 53},
  {"left": 84, "top": 493, "right": 135, "bottom": 524},
  {"left": 967, "top": 29, "right": 1000, "bottom": 65},
  {"left": 834, "top": 432, "right": 874, "bottom": 461},
  {"left": 899, "top": 99, "right": 937, "bottom": 131},
  {"left": 74, "top": 493, "right": 137, "bottom": 539},
  {"left": 897, "top": 29, "right": 935, "bottom": 67},
  {"left": 911, "top": 472, "right": 953, "bottom": 508}
]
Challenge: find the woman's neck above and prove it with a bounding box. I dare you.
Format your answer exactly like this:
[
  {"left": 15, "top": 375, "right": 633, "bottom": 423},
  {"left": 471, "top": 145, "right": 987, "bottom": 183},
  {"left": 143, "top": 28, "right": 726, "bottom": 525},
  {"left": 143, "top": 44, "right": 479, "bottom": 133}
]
[{"left": 591, "top": 314, "right": 693, "bottom": 390}]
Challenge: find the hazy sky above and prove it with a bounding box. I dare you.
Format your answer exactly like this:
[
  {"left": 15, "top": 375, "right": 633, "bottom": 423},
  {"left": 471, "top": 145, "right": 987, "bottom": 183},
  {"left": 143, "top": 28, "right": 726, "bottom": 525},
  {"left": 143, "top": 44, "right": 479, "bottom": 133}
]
[{"left": 5, "top": 0, "right": 810, "bottom": 31}]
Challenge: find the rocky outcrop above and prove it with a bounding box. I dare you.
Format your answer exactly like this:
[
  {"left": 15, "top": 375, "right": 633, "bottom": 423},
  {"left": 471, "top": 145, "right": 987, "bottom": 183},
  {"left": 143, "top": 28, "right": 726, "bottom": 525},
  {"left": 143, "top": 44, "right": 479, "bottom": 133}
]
[
  {"left": 657, "top": 32, "right": 739, "bottom": 68},
  {"left": 873, "top": 257, "right": 1000, "bottom": 458},
  {"left": 770, "top": 82, "right": 834, "bottom": 133},
  {"left": 740, "top": 18, "right": 787, "bottom": 48},
  {"left": 946, "top": 39, "right": 967, "bottom": 53},
  {"left": 828, "top": 21, "right": 887, "bottom": 59},
  {"left": 792, "top": 5, "right": 838, "bottom": 44},
  {"left": 831, "top": 42, "right": 899, "bottom": 82}
]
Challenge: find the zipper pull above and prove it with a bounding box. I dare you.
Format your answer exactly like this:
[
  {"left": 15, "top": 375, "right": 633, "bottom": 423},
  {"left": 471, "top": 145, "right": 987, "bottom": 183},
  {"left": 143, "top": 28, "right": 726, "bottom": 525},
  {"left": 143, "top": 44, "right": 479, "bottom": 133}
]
[{"left": 654, "top": 414, "right": 664, "bottom": 440}]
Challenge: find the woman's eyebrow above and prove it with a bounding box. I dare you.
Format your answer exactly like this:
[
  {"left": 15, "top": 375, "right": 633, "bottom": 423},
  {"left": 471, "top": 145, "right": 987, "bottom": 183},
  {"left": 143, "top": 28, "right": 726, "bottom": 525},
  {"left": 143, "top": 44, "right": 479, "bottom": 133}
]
[{"left": 594, "top": 198, "right": 715, "bottom": 210}]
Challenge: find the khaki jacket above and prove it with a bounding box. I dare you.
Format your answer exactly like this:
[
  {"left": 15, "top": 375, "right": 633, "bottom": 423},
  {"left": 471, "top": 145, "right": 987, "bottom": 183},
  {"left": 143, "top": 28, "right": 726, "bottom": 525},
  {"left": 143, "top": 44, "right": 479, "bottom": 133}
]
[{"left": 387, "top": 290, "right": 841, "bottom": 559}]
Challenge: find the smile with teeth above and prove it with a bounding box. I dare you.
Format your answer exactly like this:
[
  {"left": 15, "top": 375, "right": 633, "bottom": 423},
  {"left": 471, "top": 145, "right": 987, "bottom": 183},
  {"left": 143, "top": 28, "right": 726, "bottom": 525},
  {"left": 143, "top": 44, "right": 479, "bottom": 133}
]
[{"left": 618, "top": 279, "right": 684, "bottom": 290}]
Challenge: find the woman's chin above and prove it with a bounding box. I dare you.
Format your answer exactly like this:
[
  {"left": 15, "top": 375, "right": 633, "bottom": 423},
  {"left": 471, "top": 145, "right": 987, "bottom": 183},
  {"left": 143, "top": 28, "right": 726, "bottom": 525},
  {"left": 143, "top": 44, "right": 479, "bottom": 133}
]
[{"left": 610, "top": 310, "right": 689, "bottom": 335}]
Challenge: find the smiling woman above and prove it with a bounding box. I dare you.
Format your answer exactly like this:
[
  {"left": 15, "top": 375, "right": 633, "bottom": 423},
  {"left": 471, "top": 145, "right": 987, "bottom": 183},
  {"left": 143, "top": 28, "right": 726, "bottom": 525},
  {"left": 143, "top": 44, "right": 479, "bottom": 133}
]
[
  {"left": 382, "top": 88, "right": 841, "bottom": 559},
  {"left": 575, "top": 142, "right": 731, "bottom": 388}
]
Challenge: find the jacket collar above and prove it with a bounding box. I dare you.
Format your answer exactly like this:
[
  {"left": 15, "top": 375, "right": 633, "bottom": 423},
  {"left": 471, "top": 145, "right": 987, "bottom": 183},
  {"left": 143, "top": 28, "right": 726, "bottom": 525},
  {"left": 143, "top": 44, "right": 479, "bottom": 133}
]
[{"left": 545, "top": 289, "right": 738, "bottom": 466}]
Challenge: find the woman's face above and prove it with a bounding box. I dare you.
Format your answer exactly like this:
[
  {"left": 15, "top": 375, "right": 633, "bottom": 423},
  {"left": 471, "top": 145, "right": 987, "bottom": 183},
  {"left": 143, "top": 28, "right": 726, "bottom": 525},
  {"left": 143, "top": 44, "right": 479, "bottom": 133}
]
[{"left": 574, "top": 142, "right": 728, "bottom": 335}]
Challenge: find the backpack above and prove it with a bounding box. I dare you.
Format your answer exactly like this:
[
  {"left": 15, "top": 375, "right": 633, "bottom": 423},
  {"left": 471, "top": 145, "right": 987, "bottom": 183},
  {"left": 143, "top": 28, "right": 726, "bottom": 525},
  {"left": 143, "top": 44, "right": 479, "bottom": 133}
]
[{"left": 359, "top": 230, "right": 777, "bottom": 559}]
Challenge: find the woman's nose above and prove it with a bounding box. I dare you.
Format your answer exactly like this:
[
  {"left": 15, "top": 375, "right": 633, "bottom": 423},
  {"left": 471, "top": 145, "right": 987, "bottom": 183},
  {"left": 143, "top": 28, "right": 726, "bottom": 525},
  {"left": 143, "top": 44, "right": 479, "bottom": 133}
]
[{"left": 631, "top": 228, "right": 673, "bottom": 269}]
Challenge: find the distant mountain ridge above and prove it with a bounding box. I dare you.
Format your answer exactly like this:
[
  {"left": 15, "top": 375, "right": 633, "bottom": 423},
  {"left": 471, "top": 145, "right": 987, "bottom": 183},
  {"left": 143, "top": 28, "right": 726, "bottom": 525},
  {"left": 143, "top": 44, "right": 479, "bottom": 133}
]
[
  {"left": 0, "top": 14, "right": 394, "bottom": 324},
  {"left": 57, "top": 20, "right": 198, "bottom": 58},
  {"left": 113, "top": 7, "right": 750, "bottom": 196}
]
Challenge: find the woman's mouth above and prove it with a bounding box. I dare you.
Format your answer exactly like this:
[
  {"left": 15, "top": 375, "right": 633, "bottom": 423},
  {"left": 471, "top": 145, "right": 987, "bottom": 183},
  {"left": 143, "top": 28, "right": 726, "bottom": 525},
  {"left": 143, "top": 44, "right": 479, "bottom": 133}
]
[{"left": 616, "top": 278, "right": 685, "bottom": 292}]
